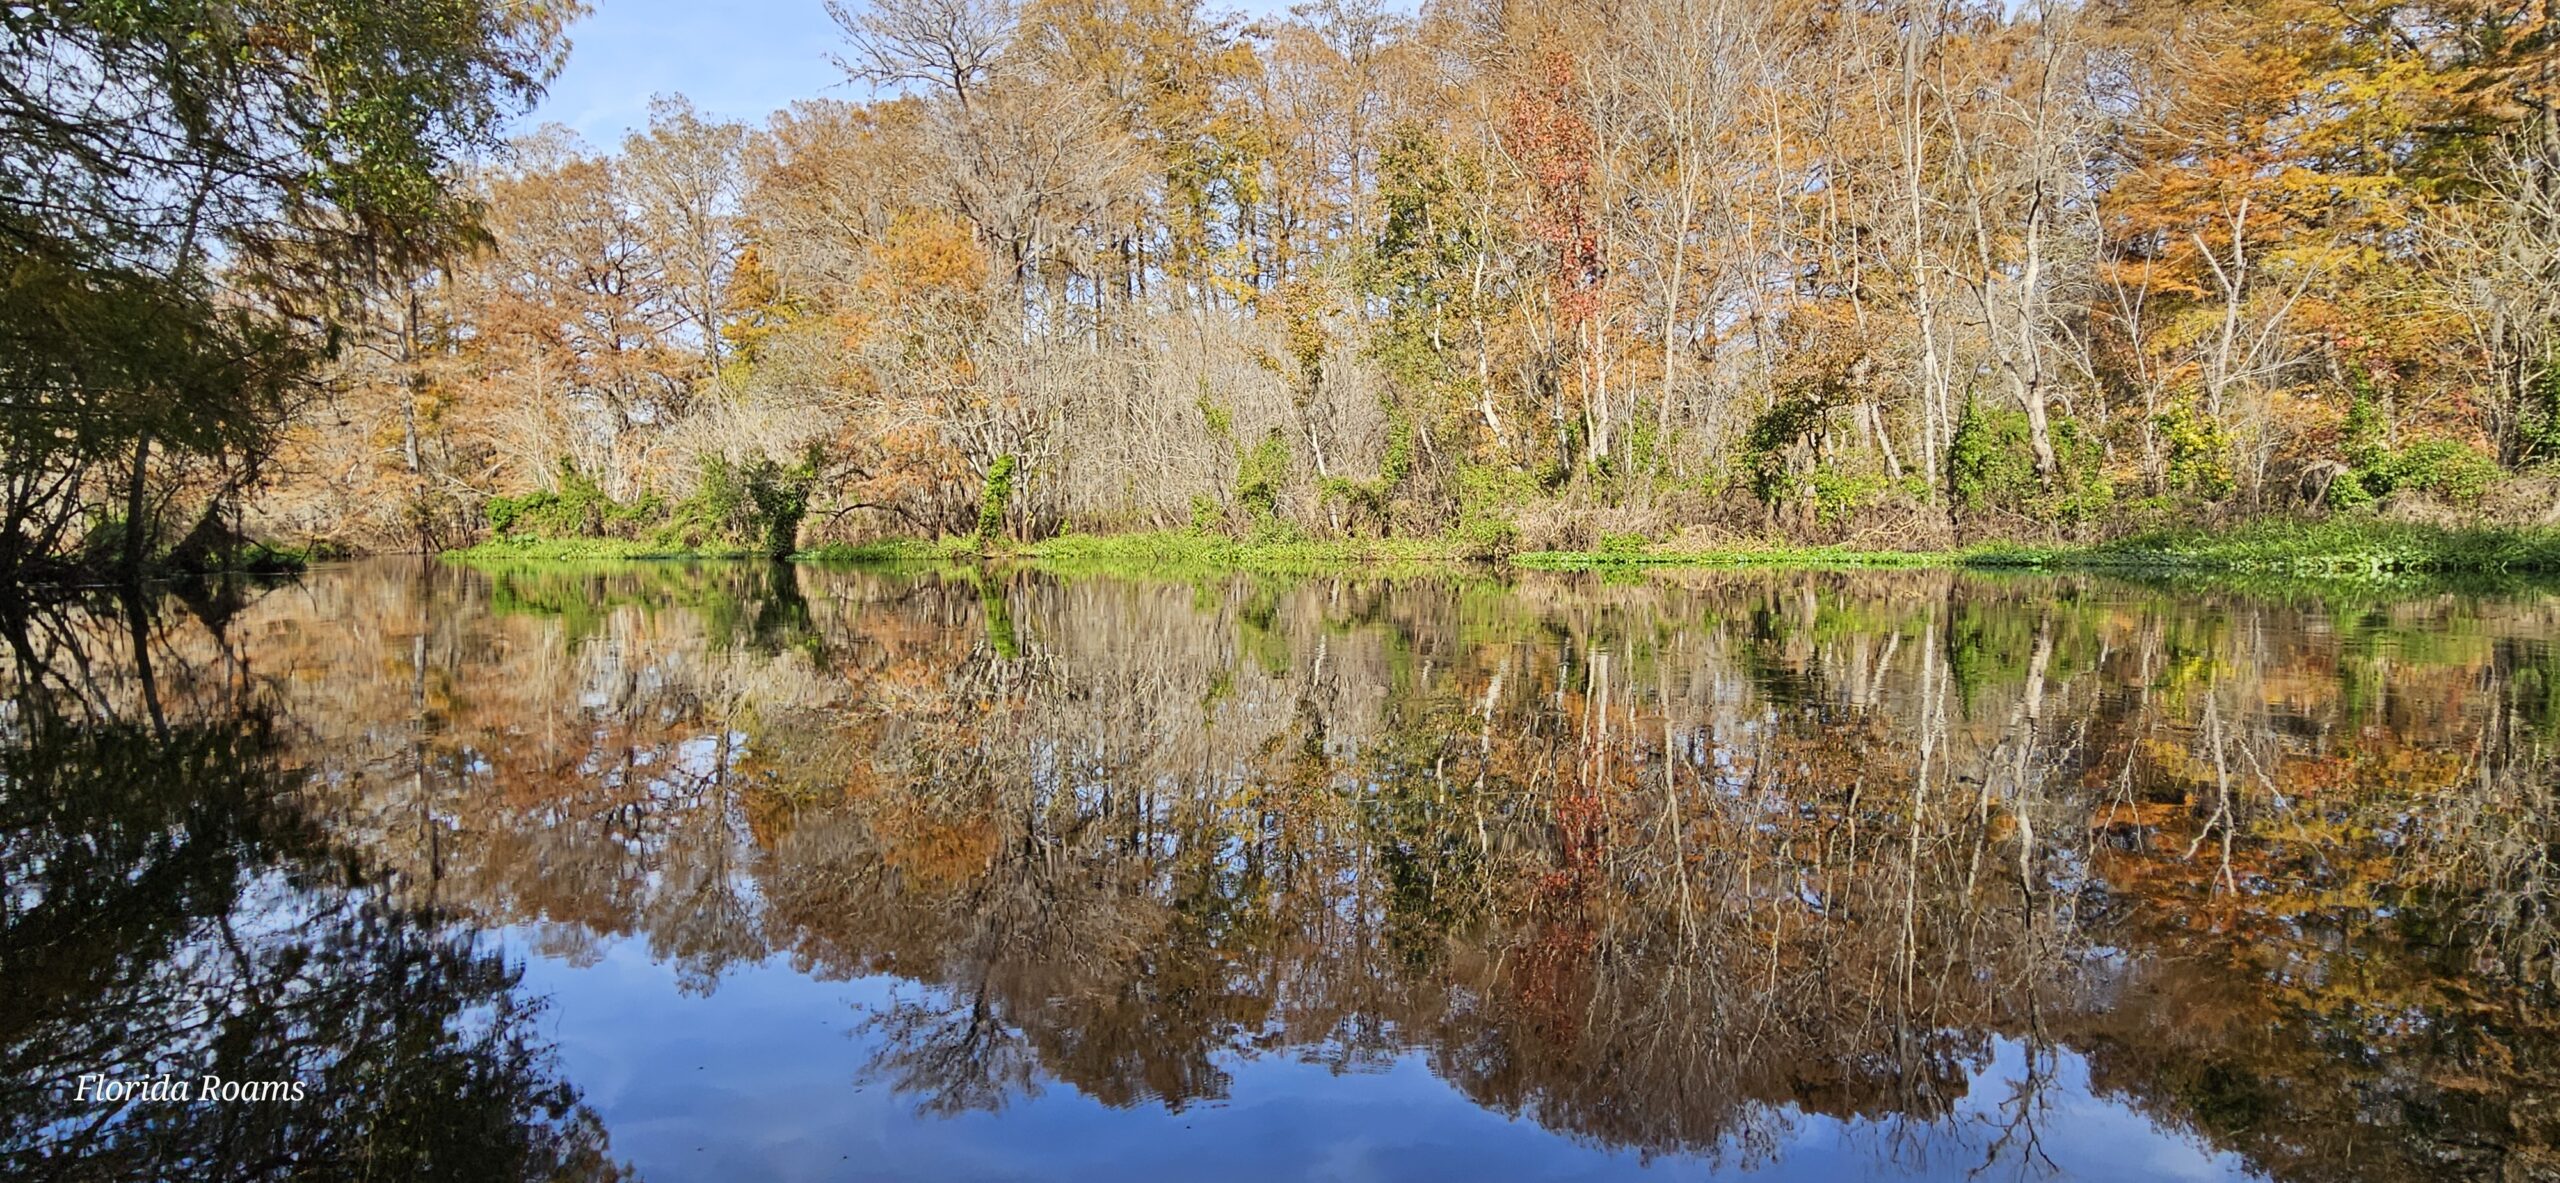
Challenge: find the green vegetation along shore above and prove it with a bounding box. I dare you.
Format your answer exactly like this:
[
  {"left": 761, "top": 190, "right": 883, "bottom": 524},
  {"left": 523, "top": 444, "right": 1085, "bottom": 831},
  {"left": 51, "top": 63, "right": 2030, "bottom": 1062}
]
[{"left": 443, "top": 519, "right": 2560, "bottom": 580}]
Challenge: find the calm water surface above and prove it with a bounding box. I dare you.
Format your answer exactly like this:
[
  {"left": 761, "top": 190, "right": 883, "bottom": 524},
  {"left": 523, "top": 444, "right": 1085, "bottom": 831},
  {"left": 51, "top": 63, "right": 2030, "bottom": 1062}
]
[{"left": 7, "top": 560, "right": 2560, "bottom": 1181}]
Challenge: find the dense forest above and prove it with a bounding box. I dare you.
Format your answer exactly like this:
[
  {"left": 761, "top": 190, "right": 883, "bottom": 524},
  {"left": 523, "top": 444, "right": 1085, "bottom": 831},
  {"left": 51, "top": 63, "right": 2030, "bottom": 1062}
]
[{"left": 9, "top": 0, "right": 2560, "bottom": 574}]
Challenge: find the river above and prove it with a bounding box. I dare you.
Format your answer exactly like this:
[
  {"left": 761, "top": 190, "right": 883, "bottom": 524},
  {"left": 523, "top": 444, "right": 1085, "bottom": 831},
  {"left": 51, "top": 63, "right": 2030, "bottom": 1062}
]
[{"left": 5, "top": 559, "right": 2557, "bottom": 1181}]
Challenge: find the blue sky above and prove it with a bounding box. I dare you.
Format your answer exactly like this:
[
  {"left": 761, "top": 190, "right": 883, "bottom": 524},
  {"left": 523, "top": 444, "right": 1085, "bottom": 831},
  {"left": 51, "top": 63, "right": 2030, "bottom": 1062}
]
[
  {"left": 524, "top": 0, "right": 852, "bottom": 145},
  {"left": 523, "top": 0, "right": 1319, "bottom": 146}
]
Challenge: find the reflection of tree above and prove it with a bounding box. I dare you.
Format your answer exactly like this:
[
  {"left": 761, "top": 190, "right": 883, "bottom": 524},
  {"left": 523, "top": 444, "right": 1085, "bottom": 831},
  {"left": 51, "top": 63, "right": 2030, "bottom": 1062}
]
[
  {"left": 63, "top": 561, "right": 2560, "bottom": 1181},
  {"left": 860, "top": 985, "right": 1040, "bottom": 1116},
  {"left": 0, "top": 601, "right": 627, "bottom": 1183}
]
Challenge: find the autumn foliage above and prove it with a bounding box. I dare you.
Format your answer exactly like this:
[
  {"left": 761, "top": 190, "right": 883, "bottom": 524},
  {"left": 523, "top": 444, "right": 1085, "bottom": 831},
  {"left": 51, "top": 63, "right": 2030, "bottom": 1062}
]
[{"left": 254, "top": 0, "right": 2560, "bottom": 554}]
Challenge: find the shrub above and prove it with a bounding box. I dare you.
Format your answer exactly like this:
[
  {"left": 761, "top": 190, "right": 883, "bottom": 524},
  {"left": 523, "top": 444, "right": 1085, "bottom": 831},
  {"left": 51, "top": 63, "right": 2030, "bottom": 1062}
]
[
  {"left": 1316, "top": 411, "right": 1417, "bottom": 532},
  {"left": 2325, "top": 467, "right": 2376, "bottom": 509},
  {"left": 976, "top": 453, "right": 1016, "bottom": 539},
  {"left": 1948, "top": 404, "right": 2039, "bottom": 514},
  {"left": 2341, "top": 381, "right": 2391, "bottom": 474},
  {"left": 664, "top": 449, "right": 820, "bottom": 558},
  {"left": 2376, "top": 438, "right": 2501, "bottom": 506},
  {"left": 743, "top": 454, "right": 819, "bottom": 556},
  {"left": 1317, "top": 473, "right": 1385, "bottom": 529},
  {"left": 1803, "top": 468, "right": 1929, "bottom": 528},
  {"left": 479, "top": 452, "right": 817, "bottom": 557},
  {"left": 1449, "top": 515, "right": 1518, "bottom": 561},
  {"left": 1450, "top": 464, "right": 1533, "bottom": 556},
  {"left": 485, "top": 458, "right": 619, "bottom": 540},
  {"left": 1455, "top": 464, "right": 1540, "bottom": 518},
  {"left": 1948, "top": 404, "right": 2110, "bottom": 523},
  {"left": 1234, "top": 430, "right": 1292, "bottom": 533},
  {"left": 2332, "top": 383, "right": 2502, "bottom": 507},
  {"left": 1196, "top": 395, "right": 1234, "bottom": 441},
  {"left": 2155, "top": 399, "right": 2235, "bottom": 501},
  {"left": 1742, "top": 393, "right": 1823, "bottom": 505}
]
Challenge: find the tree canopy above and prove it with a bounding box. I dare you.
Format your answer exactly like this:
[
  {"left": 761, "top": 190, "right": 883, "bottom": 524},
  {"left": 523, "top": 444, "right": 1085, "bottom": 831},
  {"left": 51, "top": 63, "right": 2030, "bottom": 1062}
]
[
  {"left": 15, "top": 0, "right": 2560, "bottom": 566},
  {"left": 0, "top": 0, "right": 575, "bottom": 581}
]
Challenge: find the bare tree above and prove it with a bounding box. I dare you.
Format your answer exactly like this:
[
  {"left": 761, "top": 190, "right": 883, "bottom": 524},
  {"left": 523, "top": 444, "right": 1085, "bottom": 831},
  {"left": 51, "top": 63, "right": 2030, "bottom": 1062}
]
[
  {"left": 2447, "top": 117, "right": 2560, "bottom": 474},
  {"left": 1942, "top": 0, "right": 2097, "bottom": 482},
  {"left": 828, "top": 0, "right": 1015, "bottom": 110},
  {"left": 624, "top": 95, "right": 751, "bottom": 378}
]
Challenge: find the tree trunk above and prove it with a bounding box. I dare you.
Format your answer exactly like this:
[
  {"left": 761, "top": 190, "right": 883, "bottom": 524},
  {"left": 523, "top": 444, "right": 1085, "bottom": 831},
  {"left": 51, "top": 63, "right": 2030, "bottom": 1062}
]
[{"left": 121, "top": 433, "right": 152, "bottom": 582}]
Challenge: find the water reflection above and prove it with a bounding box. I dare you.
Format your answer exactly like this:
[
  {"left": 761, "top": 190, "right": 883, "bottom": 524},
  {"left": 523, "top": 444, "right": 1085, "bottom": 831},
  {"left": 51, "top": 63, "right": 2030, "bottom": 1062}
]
[
  {"left": 0, "top": 590, "right": 626, "bottom": 1182},
  {"left": 6, "top": 560, "right": 2560, "bottom": 1181}
]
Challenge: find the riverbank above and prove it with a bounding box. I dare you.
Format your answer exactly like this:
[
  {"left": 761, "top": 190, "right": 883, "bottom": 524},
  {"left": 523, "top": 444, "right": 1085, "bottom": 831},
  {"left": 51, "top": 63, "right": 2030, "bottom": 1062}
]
[
  {"left": 810, "top": 519, "right": 2560, "bottom": 575},
  {"left": 807, "top": 532, "right": 1474, "bottom": 573},
  {"left": 1531, "top": 521, "right": 2560, "bottom": 574},
  {"left": 10, "top": 539, "right": 335, "bottom": 589},
  {"left": 1965, "top": 520, "right": 2560, "bottom": 575},
  {"left": 444, "top": 536, "right": 767, "bottom": 562},
  {"left": 440, "top": 519, "right": 2560, "bottom": 578}
]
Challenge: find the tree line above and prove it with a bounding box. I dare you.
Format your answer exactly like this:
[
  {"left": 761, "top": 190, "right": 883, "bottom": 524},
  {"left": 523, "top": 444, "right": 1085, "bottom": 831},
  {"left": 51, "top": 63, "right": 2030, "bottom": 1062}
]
[{"left": 11, "top": 0, "right": 2560, "bottom": 572}]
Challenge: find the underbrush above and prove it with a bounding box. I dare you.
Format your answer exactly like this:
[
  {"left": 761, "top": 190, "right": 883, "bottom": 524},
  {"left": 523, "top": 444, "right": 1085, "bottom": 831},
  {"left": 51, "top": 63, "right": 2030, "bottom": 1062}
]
[
  {"left": 474, "top": 453, "right": 818, "bottom": 560},
  {"left": 1517, "top": 541, "right": 1959, "bottom": 571},
  {"left": 447, "top": 536, "right": 760, "bottom": 562},
  {"left": 1978, "top": 519, "right": 2560, "bottom": 575},
  {"left": 465, "top": 503, "right": 2560, "bottom": 582}
]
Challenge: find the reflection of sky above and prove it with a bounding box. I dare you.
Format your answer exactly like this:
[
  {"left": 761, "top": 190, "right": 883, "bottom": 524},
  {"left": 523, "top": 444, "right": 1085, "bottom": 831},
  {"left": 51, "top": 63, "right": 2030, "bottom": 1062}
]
[
  {"left": 512, "top": 932, "right": 2264, "bottom": 1182},
  {"left": 522, "top": 0, "right": 1412, "bottom": 146}
]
